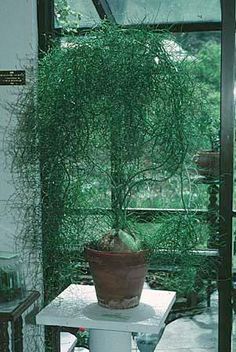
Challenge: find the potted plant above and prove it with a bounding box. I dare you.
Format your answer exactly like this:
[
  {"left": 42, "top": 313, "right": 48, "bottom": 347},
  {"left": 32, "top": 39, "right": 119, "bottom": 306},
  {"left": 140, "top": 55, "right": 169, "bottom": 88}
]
[
  {"left": 193, "top": 112, "right": 220, "bottom": 181},
  {"left": 194, "top": 149, "right": 219, "bottom": 181},
  {"left": 193, "top": 98, "right": 220, "bottom": 181},
  {"left": 12, "top": 24, "right": 202, "bottom": 309},
  {"left": 191, "top": 43, "right": 220, "bottom": 181}
]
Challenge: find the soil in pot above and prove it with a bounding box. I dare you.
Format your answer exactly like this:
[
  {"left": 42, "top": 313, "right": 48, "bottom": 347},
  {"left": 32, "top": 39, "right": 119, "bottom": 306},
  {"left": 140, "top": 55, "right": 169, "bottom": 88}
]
[{"left": 86, "top": 248, "right": 148, "bottom": 309}]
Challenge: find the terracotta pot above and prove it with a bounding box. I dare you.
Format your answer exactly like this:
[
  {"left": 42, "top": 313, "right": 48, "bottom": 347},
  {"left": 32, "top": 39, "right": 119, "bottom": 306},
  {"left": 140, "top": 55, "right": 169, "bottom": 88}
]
[
  {"left": 194, "top": 150, "right": 219, "bottom": 179},
  {"left": 86, "top": 248, "right": 148, "bottom": 309}
]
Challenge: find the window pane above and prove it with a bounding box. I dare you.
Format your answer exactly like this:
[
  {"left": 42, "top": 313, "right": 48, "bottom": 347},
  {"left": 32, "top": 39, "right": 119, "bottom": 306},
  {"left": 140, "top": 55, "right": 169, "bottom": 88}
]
[
  {"left": 233, "top": 219, "right": 236, "bottom": 349},
  {"left": 129, "top": 31, "right": 221, "bottom": 209},
  {"left": 55, "top": 0, "right": 100, "bottom": 29},
  {"left": 59, "top": 31, "right": 220, "bottom": 211},
  {"left": 107, "top": 0, "right": 221, "bottom": 25}
]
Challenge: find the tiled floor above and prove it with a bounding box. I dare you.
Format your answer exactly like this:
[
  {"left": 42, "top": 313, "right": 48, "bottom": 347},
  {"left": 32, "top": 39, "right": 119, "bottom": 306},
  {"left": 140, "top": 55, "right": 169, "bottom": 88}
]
[
  {"left": 132, "top": 291, "right": 235, "bottom": 352},
  {"left": 155, "top": 305, "right": 218, "bottom": 351}
]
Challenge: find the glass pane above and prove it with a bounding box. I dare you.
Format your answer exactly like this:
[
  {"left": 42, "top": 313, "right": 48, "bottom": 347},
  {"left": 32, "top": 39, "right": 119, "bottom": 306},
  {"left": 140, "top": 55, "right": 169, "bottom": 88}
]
[
  {"left": 129, "top": 31, "right": 221, "bottom": 209},
  {"left": 55, "top": 0, "right": 100, "bottom": 29},
  {"left": 233, "top": 219, "right": 236, "bottom": 349},
  {"left": 107, "top": 0, "right": 221, "bottom": 25},
  {"left": 59, "top": 31, "right": 220, "bottom": 211}
]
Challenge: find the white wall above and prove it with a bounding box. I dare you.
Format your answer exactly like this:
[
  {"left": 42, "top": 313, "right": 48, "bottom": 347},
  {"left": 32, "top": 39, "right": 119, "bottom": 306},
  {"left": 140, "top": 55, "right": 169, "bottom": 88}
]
[
  {"left": 0, "top": 2, "right": 44, "bottom": 351},
  {"left": 0, "top": 0, "right": 38, "bottom": 249}
]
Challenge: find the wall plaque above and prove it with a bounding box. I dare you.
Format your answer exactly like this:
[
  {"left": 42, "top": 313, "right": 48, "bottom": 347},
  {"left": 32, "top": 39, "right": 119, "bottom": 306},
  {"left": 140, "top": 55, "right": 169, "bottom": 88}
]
[{"left": 0, "top": 70, "right": 26, "bottom": 85}]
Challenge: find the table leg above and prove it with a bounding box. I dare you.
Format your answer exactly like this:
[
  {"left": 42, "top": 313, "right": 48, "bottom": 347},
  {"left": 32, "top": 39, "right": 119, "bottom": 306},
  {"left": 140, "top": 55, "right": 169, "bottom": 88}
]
[
  {"left": 0, "top": 322, "right": 10, "bottom": 352},
  {"left": 89, "top": 329, "right": 131, "bottom": 352},
  {"left": 11, "top": 316, "right": 23, "bottom": 352},
  {"left": 51, "top": 326, "right": 61, "bottom": 352},
  {"left": 45, "top": 326, "right": 61, "bottom": 352}
]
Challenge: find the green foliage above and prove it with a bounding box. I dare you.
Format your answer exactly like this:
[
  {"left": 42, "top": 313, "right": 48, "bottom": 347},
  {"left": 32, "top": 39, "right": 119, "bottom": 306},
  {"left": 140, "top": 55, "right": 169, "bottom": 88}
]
[
  {"left": 54, "top": 0, "right": 81, "bottom": 31},
  {"left": 177, "top": 32, "right": 221, "bottom": 55},
  {"left": 11, "top": 24, "right": 213, "bottom": 302},
  {"left": 193, "top": 42, "right": 221, "bottom": 90},
  {"left": 190, "top": 42, "right": 221, "bottom": 148},
  {"left": 156, "top": 267, "right": 199, "bottom": 296},
  {"left": 140, "top": 214, "right": 210, "bottom": 253},
  {"left": 141, "top": 214, "right": 212, "bottom": 297},
  {"left": 76, "top": 329, "right": 89, "bottom": 348}
]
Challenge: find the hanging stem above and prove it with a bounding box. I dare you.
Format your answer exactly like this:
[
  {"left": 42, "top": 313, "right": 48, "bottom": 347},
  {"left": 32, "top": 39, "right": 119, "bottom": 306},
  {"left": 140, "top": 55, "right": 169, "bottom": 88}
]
[{"left": 110, "top": 112, "right": 126, "bottom": 232}]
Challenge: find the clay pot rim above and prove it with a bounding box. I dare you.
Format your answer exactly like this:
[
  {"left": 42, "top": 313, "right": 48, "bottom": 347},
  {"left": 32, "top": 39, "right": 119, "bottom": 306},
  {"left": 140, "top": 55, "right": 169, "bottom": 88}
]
[{"left": 86, "top": 247, "right": 148, "bottom": 257}]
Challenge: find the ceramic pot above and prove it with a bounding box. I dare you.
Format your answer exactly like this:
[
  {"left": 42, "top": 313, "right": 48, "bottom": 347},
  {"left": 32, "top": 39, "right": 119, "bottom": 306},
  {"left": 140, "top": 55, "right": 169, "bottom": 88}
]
[{"left": 86, "top": 248, "right": 148, "bottom": 309}]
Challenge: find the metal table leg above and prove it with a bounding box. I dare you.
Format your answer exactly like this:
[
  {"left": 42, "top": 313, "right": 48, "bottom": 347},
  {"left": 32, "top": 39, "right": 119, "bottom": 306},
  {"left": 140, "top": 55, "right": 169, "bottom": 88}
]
[
  {"left": 0, "top": 322, "right": 10, "bottom": 352},
  {"left": 11, "top": 316, "right": 23, "bottom": 352}
]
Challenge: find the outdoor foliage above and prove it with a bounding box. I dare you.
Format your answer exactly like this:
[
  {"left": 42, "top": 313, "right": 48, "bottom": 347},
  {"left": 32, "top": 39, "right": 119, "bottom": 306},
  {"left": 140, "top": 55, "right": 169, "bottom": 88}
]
[
  {"left": 191, "top": 41, "right": 220, "bottom": 148},
  {"left": 54, "top": 0, "right": 81, "bottom": 31}
]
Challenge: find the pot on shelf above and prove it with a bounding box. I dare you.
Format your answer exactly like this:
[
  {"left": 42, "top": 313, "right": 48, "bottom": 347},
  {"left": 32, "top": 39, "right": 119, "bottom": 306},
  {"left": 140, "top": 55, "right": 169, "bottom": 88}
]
[
  {"left": 194, "top": 150, "right": 219, "bottom": 180},
  {"left": 86, "top": 248, "right": 148, "bottom": 309}
]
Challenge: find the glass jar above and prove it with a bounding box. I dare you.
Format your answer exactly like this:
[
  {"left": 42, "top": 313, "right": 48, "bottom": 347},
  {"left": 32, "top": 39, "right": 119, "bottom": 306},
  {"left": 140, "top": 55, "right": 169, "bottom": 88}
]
[{"left": 0, "top": 252, "right": 25, "bottom": 303}]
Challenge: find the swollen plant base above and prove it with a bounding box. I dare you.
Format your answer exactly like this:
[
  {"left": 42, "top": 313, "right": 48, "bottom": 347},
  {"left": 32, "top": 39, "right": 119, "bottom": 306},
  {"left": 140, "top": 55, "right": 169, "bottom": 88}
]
[{"left": 98, "top": 295, "right": 140, "bottom": 310}]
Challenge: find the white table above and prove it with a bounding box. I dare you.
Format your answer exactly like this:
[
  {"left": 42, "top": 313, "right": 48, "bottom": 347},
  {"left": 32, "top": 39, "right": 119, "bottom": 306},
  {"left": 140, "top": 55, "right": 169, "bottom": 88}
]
[{"left": 36, "top": 284, "right": 176, "bottom": 352}]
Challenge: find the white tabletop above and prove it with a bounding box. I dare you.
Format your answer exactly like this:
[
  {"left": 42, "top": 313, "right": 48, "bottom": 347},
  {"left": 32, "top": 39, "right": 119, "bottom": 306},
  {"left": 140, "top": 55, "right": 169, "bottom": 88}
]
[{"left": 36, "top": 284, "right": 176, "bottom": 334}]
